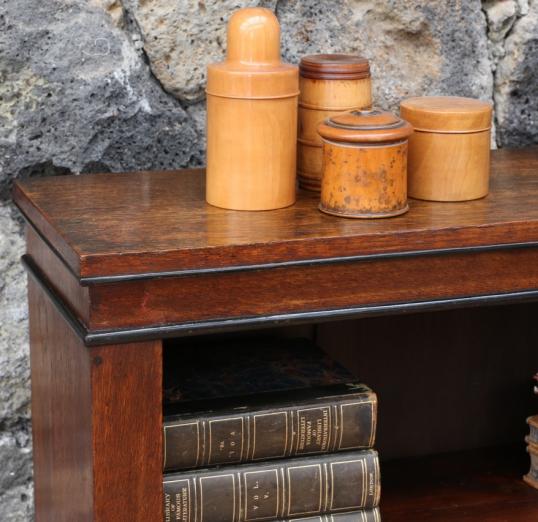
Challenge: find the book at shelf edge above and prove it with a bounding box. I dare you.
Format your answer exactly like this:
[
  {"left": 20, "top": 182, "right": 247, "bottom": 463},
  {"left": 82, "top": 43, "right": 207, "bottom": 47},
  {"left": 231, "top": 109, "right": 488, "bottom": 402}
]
[
  {"left": 526, "top": 415, "right": 538, "bottom": 446},
  {"left": 164, "top": 510, "right": 382, "bottom": 522},
  {"left": 524, "top": 440, "right": 538, "bottom": 490},
  {"left": 284, "top": 510, "right": 382, "bottom": 522},
  {"left": 163, "top": 450, "right": 380, "bottom": 522},
  {"left": 163, "top": 382, "right": 377, "bottom": 471}
]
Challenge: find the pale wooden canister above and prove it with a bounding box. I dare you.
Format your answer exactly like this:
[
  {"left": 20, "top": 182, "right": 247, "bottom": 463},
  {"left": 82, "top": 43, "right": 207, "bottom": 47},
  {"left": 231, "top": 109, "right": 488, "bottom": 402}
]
[
  {"left": 318, "top": 109, "right": 413, "bottom": 218},
  {"left": 206, "top": 8, "right": 299, "bottom": 210},
  {"left": 298, "top": 54, "right": 372, "bottom": 191},
  {"left": 400, "top": 96, "right": 493, "bottom": 202}
]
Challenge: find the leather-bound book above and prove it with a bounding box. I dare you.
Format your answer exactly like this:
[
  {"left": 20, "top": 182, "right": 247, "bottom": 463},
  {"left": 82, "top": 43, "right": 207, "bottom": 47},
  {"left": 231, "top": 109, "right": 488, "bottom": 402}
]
[
  {"left": 524, "top": 441, "right": 538, "bottom": 490},
  {"left": 163, "top": 339, "right": 377, "bottom": 471},
  {"left": 163, "top": 450, "right": 380, "bottom": 522},
  {"left": 286, "top": 510, "right": 381, "bottom": 522},
  {"left": 526, "top": 415, "right": 538, "bottom": 446}
]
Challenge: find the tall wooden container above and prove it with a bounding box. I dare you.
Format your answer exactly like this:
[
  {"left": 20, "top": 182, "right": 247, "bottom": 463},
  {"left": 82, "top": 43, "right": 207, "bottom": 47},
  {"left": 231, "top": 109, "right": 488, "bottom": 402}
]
[
  {"left": 298, "top": 54, "right": 372, "bottom": 191},
  {"left": 206, "top": 8, "right": 299, "bottom": 211},
  {"left": 400, "top": 96, "right": 493, "bottom": 202}
]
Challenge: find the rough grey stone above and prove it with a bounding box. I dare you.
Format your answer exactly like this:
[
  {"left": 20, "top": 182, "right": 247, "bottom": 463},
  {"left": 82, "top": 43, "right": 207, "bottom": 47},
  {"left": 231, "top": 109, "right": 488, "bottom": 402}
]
[
  {"left": 0, "top": 483, "right": 33, "bottom": 522},
  {"left": 277, "top": 0, "right": 493, "bottom": 112},
  {"left": 0, "top": 204, "right": 31, "bottom": 520},
  {"left": 494, "top": 0, "right": 538, "bottom": 146},
  {"left": 123, "top": 0, "right": 277, "bottom": 103},
  {"left": 0, "top": 0, "right": 203, "bottom": 203}
]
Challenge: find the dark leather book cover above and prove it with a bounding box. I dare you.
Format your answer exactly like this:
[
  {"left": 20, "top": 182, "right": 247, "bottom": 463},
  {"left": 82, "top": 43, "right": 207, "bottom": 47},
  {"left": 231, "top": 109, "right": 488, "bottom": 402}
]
[
  {"left": 285, "top": 511, "right": 381, "bottom": 522},
  {"left": 164, "top": 338, "right": 355, "bottom": 403},
  {"left": 524, "top": 442, "right": 538, "bottom": 490},
  {"left": 527, "top": 415, "right": 538, "bottom": 445},
  {"left": 163, "top": 338, "right": 377, "bottom": 471},
  {"left": 163, "top": 450, "right": 381, "bottom": 522}
]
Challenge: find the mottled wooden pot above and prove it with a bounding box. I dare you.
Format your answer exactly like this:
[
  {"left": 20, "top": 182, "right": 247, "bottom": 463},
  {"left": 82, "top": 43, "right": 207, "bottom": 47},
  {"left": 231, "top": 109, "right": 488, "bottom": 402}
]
[
  {"left": 298, "top": 54, "right": 372, "bottom": 192},
  {"left": 206, "top": 8, "right": 299, "bottom": 211},
  {"left": 400, "top": 96, "right": 493, "bottom": 202},
  {"left": 318, "top": 109, "right": 413, "bottom": 219}
]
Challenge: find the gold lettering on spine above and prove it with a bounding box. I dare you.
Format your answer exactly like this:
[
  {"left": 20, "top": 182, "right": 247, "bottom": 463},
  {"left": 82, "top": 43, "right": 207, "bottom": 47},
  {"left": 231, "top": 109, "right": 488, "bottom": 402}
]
[
  {"left": 243, "top": 469, "right": 279, "bottom": 521},
  {"left": 373, "top": 455, "right": 381, "bottom": 506},
  {"left": 208, "top": 417, "right": 244, "bottom": 464},
  {"left": 162, "top": 479, "right": 191, "bottom": 522},
  {"left": 193, "top": 478, "right": 198, "bottom": 522},
  {"left": 296, "top": 407, "right": 331, "bottom": 454}
]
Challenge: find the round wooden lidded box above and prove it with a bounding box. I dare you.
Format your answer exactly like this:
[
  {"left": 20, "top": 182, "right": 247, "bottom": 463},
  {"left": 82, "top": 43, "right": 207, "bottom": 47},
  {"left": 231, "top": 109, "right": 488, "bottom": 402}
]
[
  {"left": 298, "top": 54, "right": 372, "bottom": 192},
  {"left": 400, "top": 96, "right": 493, "bottom": 202},
  {"left": 206, "top": 8, "right": 299, "bottom": 211},
  {"left": 318, "top": 109, "right": 413, "bottom": 218}
]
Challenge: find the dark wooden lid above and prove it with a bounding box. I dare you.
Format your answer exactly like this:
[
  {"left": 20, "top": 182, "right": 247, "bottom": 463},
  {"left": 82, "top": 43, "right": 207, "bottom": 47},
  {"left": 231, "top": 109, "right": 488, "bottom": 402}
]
[
  {"left": 318, "top": 108, "right": 413, "bottom": 143},
  {"left": 299, "top": 54, "right": 370, "bottom": 80}
]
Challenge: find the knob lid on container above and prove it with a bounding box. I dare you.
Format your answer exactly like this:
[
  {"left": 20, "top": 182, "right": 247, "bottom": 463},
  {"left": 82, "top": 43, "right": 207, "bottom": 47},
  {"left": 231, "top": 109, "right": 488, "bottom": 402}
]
[
  {"left": 206, "top": 8, "right": 298, "bottom": 100},
  {"left": 318, "top": 108, "right": 413, "bottom": 144}
]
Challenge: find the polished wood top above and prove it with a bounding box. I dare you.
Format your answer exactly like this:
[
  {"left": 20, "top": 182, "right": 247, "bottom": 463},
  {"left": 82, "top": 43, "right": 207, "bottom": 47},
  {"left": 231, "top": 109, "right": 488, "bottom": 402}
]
[{"left": 13, "top": 148, "right": 538, "bottom": 280}]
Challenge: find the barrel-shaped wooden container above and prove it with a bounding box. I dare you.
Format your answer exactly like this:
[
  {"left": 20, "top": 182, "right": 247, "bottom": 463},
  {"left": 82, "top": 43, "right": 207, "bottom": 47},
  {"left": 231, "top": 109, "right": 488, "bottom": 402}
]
[
  {"left": 206, "top": 8, "right": 299, "bottom": 210},
  {"left": 318, "top": 109, "right": 413, "bottom": 218},
  {"left": 298, "top": 55, "right": 372, "bottom": 191},
  {"left": 400, "top": 96, "right": 493, "bottom": 202}
]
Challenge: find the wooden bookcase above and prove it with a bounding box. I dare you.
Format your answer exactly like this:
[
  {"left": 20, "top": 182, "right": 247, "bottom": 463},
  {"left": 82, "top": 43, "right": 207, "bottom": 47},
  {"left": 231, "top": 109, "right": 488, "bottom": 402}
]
[{"left": 13, "top": 148, "right": 538, "bottom": 521}]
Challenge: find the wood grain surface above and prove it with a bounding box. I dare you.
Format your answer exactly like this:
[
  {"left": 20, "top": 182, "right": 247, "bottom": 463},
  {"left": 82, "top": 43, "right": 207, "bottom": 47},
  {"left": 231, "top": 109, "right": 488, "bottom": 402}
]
[
  {"left": 381, "top": 447, "right": 538, "bottom": 521},
  {"left": 13, "top": 148, "right": 538, "bottom": 280},
  {"left": 28, "top": 278, "right": 163, "bottom": 521}
]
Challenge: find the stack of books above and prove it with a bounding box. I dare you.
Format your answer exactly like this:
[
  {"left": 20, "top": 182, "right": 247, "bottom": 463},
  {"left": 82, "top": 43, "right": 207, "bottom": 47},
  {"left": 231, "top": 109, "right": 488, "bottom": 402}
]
[{"left": 162, "top": 339, "right": 381, "bottom": 522}]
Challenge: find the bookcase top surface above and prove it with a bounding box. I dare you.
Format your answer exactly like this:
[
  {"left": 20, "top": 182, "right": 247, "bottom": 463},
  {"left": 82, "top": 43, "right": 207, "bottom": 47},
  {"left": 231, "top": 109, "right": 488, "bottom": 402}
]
[{"left": 13, "top": 147, "right": 538, "bottom": 280}]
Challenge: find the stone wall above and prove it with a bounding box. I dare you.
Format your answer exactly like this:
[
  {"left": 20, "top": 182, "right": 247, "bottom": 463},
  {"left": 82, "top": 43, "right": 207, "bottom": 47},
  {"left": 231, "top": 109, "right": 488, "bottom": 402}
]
[{"left": 0, "top": 1, "right": 536, "bottom": 519}]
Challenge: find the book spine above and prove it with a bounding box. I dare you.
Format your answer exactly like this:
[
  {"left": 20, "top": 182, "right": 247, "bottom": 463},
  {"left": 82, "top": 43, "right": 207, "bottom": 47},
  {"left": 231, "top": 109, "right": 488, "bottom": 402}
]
[
  {"left": 164, "top": 394, "right": 377, "bottom": 471},
  {"left": 163, "top": 450, "right": 380, "bottom": 522},
  {"left": 284, "top": 509, "right": 381, "bottom": 522},
  {"left": 528, "top": 424, "right": 538, "bottom": 445},
  {"left": 524, "top": 443, "right": 538, "bottom": 490}
]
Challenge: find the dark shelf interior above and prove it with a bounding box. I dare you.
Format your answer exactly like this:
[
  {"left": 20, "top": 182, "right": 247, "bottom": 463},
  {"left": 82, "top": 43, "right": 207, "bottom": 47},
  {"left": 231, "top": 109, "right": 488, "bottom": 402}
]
[
  {"left": 381, "top": 446, "right": 538, "bottom": 521},
  {"left": 162, "top": 303, "right": 538, "bottom": 521}
]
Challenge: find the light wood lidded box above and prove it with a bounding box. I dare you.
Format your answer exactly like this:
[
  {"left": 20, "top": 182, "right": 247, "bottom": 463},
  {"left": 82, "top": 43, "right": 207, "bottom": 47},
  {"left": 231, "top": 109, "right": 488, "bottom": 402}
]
[
  {"left": 318, "top": 109, "right": 413, "bottom": 218},
  {"left": 400, "top": 96, "right": 493, "bottom": 202},
  {"left": 206, "top": 8, "right": 299, "bottom": 210},
  {"left": 298, "top": 54, "right": 372, "bottom": 191}
]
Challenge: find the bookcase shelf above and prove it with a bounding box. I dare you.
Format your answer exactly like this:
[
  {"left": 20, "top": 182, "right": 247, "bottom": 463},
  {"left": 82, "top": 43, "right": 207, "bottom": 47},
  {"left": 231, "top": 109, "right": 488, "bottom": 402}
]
[
  {"left": 13, "top": 147, "right": 538, "bottom": 521},
  {"left": 382, "top": 446, "right": 537, "bottom": 521}
]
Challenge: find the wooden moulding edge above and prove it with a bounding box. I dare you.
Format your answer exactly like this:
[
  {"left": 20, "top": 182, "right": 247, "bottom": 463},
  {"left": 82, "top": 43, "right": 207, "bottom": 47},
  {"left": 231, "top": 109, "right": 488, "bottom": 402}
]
[
  {"left": 13, "top": 202, "right": 538, "bottom": 285},
  {"left": 22, "top": 254, "right": 538, "bottom": 348}
]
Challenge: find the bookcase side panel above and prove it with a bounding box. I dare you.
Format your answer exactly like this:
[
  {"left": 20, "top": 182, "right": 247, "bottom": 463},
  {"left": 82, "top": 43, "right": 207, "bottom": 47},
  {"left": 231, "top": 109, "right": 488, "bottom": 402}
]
[
  {"left": 28, "top": 278, "right": 94, "bottom": 521},
  {"left": 90, "top": 339, "right": 163, "bottom": 522}
]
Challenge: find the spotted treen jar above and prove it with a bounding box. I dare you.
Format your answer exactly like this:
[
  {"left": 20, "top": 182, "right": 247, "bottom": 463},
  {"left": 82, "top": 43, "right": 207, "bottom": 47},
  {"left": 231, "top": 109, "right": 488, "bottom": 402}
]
[{"left": 317, "top": 109, "right": 413, "bottom": 218}]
